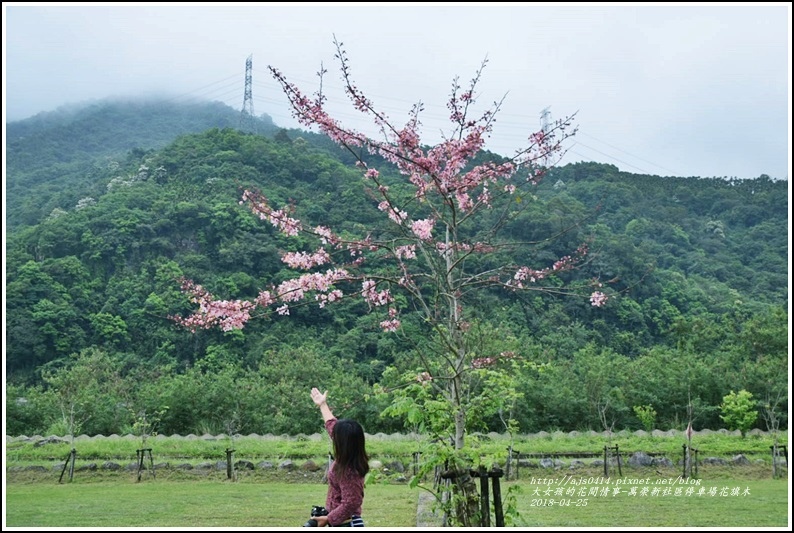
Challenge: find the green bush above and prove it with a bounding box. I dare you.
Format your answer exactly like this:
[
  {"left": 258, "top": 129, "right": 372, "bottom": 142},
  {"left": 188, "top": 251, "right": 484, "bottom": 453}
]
[{"left": 719, "top": 389, "right": 758, "bottom": 437}]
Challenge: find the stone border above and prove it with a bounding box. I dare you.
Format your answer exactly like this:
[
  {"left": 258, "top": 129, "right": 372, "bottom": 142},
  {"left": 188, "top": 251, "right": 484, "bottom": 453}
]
[{"left": 7, "top": 428, "right": 776, "bottom": 443}]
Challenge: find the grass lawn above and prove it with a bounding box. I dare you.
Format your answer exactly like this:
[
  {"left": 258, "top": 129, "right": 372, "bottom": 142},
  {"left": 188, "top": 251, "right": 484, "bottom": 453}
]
[
  {"left": 5, "top": 431, "right": 790, "bottom": 528},
  {"left": 511, "top": 477, "right": 789, "bottom": 527},
  {"left": 4, "top": 466, "right": 789, "bottom": 528},
  {"left": 4, "top": 478, "right": 417, "bottom": 528}
]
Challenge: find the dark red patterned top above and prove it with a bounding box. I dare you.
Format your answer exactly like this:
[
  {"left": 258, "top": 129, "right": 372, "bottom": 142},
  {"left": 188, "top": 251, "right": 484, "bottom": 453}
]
[{"left": 324, "top": 418, "right": 365, "bottom": 525}]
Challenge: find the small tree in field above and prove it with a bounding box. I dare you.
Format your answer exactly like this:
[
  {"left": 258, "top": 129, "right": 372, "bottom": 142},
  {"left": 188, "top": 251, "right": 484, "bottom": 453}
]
[
  {"left": 760, "top": 390, "right": 785, "bottom": 479},
  {"left": 719, "top": 389, "right": 758, "bottom": 438},
  {"left": 172, "top": 37, "right": 608, "bottom": 525},
  {"left": 41, "top": 348, "right": 124, "bottom": 482},
  {"left": 633, "top": 404, "right": 657, "bottom": 433}
]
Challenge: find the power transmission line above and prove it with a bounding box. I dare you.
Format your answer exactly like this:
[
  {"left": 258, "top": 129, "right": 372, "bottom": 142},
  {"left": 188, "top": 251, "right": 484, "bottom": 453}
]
[
  {"left": 176, "top": 61, "right": 683, "bottom": 176},
  {"left": 569, "top": 143, "right": 653, "bottom": 175},
  {"left": 576, "top": 131, "right": 681, "bottom": 175}
]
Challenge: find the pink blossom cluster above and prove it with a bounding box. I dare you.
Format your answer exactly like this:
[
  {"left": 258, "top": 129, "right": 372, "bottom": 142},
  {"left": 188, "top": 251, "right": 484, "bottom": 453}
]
[
  {"left": 471, "top": 351, "right": 519, "bottom": 369},
  {"left": 362, "top": 280, "right": 394, "bottom": 307},
  {"left": 456, "top": 190, "right": 474, "bottom": 212},
  {"left": 255, "top": 290, "right": 275, "bottom": 307},
  {"left": 379, "top": 318, "right": 401, "bottom": 332},
  {"left": 277, "top": 269, "right": 348, "bottom": 303},
  {"left": 316, "top": 289, "right": 344, "bottom": 308},
  {"left": 378, "top": 201, "right": 408, "bottom": 224},
  {"left": 510, "top": 266, "right": 548, "bottom": 286},
  {"left": 172, "top": 266, "right": 353, "bottom": 332},
  {"left": 268, "top": 209, "right": 302, "bottom": 237},
  {"left": 411, "top": 218, "right": 435, "bottom": 240},
  {"left": 395, "top": 245, "right": 417, "bottom": 259},
  {"left": 282, "top": 249, "right": 331, "bottom": 269},
  {"left": 507, "top": 244, "right": 590, "bottom": 291},
  {"left": 379, "top": 307, "right": 401, "bottom": 332},
  {"left": 448, "top": 85, "right": 475, "bottom": 124},
  {"left": 552, "top": 254, "right": 576, "bottom": 271},
  {"left": 314, "top": 225, "right": 340, "bottom": 246},
  {"left": 590, "top": 291, "right": 608, "bottom": 307},
  {"left": 242, "top": 190, "right": 303, "bottom": 237},
  {"left": 453, "top": 160, "right": 516, "bottom": 209},
  {"left": 169, "top": 278, "right": 255, "bottom": 332},
  {"left": 408, "top": 172, "right": 429, "bottom": 199},
  {"left": 269, "top": 66, "right": 368, "bottom": 149},
  {"left": 471, "top": 357, "right": 497, "bottom": 369}
]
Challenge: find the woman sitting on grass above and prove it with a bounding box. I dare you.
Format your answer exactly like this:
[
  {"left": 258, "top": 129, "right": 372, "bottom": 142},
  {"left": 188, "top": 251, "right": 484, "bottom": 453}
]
[{"left": 309, "top": 387, "right": 369, "bottom": 527}]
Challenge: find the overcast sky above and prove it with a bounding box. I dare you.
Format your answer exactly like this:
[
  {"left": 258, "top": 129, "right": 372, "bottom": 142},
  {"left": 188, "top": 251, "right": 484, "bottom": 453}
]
[{"left": 3, "top": 2, "right": 791, "bottom": 180}]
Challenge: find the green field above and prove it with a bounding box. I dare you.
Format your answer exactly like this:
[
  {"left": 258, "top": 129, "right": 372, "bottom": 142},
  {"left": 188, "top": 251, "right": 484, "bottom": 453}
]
[
  {"left": 511, "top": 475, "right": 789, "bottom": 527},
  {"left": 4, "top": 472, "right": 789, "bottom": 528},
  {"left": 5, "top": 430, "right": 790, "bottom": 528},
  {"left": 4, "top": 466, "right": 791, "bottom": 528}
]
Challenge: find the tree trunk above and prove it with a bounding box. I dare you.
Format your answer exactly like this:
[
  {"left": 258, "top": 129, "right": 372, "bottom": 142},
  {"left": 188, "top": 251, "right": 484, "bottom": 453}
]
[
  {"left": 452, "top": 373, "right": 466, "bottom": 450},
  {"left": 453, "top": 470, "right": 480, "bottom": 527}
]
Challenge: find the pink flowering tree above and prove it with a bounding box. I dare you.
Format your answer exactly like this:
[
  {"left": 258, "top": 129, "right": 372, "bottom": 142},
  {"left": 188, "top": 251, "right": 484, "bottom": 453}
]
[{"left": 172, "top": 39, "right": 607, "bottom": 517}]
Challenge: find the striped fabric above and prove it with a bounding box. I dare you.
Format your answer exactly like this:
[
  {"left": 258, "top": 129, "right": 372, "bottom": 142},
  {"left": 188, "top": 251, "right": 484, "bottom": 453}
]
[{"left": 333, "top": 515, "right": 364, "bottom": 527}]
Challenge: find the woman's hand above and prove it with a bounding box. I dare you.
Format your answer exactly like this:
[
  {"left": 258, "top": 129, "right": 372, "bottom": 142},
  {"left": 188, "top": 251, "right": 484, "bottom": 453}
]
[
  {"left": 311, "top": 387, "right": 335, "bottom": 422},
  {"left": 310, "top": 387, "right": 328, "bottom": 407}
]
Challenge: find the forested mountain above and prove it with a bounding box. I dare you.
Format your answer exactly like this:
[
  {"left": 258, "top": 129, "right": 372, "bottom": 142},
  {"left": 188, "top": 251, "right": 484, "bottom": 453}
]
[
  {"left": 4, "top": 99, "right": 788, "bottom": 437},
  {"left": 5, "top": 98, "right": 277, "bottom": 230}
]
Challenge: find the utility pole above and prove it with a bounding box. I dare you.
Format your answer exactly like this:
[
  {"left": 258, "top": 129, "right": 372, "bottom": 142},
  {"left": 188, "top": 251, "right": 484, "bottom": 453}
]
[{"left": 239, "top": 54, "right": 256, "bottom": 133}]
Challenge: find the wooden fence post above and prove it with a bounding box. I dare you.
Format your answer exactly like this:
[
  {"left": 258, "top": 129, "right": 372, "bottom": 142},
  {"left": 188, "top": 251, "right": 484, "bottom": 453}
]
[
  {"left": 682, "top": 444, "right": 687, "bottom": 478},
  {"left": 491, "top": 466, "right": 505, "bottom": 527},
  {"left": 136, "top": 448, "right": 155, "bottom": 482},
  {"left": 226, "top": 448, "right": 236, "bottom": 481},
  {"left": 59, "top": 448, "right": 76, "bottom": 483},
  {"left": 692, "top": 448, "right": 698, "bottom": 476},
  {"left": 477, "top": 466, "right": 490, "bottom": 527},
  {"left": 615, "top": 444, "right": 622, "bottom": 477},
  {"left": 603, "top": 446, "right": 609, "bottom": 477},
  {"left": 506, "top": 446, "right": 521, "bottom": 480}
]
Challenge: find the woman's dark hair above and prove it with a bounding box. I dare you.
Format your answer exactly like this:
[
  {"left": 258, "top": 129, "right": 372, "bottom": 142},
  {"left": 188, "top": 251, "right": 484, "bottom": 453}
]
[{"left": 331, "top": 418, "right": 369, "bottom": 478}]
